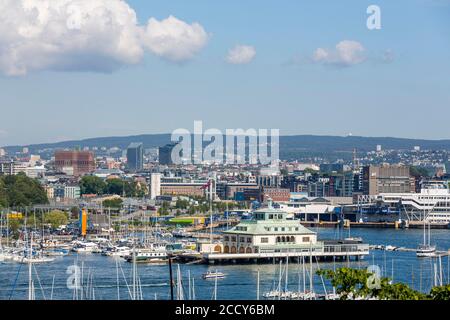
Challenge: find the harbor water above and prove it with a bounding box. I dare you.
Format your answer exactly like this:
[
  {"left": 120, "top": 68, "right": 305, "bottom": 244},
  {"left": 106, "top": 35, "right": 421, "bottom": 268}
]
[{"left": 1, "top": 228, "right": 449, "bottom": 300}]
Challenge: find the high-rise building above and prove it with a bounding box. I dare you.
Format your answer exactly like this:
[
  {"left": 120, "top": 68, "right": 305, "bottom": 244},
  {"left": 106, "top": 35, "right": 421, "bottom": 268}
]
[
  {"left": 55, "top": 150, "right": 95, "bottom": 176},
  {"left": 0, "top": 159, "right": 14, "bottom": 175},
  {"left": 159, "top": 143, "right": 177, "bottom": 165},
  {"left": 149, "top": 172, "right": 161, "bottom": 200},
  {"left": 126, "top": 142, "right": 144, "bottom": 171},
  {"left": 362, "top": 164, "right": 414, "bottom": 195}
]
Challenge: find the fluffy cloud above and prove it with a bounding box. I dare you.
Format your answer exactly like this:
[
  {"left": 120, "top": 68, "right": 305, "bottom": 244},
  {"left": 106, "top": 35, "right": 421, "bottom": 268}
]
[
  {"left": 0, "top": 0, "right": 209, "bottom": 76},
  {"left": 143, "top": 16, "right": 208, "bottom": 62},
  {"left": 226, "top": 45, "right": 256, "bottom": 64},
  {"left": 312, "top": 40, "right": 366, "bottom": 66}
]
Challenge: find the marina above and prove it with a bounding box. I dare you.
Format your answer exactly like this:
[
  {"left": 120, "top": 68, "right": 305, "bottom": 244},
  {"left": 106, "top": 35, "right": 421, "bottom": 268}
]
[{"left": 1, "top": 222, "right": 450, "bottom": 300}]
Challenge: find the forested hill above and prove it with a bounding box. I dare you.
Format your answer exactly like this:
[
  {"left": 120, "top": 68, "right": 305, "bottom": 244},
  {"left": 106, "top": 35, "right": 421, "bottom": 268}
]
[{"left": 4, "top": 134, "right": 450, "bottom": 159}]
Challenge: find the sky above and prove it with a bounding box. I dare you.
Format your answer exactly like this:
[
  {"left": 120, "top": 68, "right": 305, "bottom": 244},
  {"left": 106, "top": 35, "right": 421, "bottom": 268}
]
[{"left": 0, "top": 0, "right": 449, "bottom": 147}]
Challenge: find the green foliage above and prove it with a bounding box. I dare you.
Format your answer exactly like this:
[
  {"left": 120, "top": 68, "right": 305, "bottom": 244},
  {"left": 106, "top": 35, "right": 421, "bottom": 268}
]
[
  {"left": 175, "top": 199, "right": 189, "bottom": 209},
  {"left": 318, "top": 267, "right": 426, "bottom": 300},
  {"left": 80, "top": 176, "right": 106, "bottom": 195},
  {"left": 105, "top": 178, "right": 146, "bottom": 197},
  {"left": 103, "top": 198, "right": 123, "bottom": 209},
  {"left": 8, "top": 219, "right": 21, "bottom": 239},
  {"left": 44, "top": 210, "right": 68, "bottom": 229},
  {"left": 429, "top": 285, "right": 450, "bottom": 300},
  {"left": 158, "top": 201, "right": 170, "bottom": 216},
  {"left": 317, "top": 268, "right": 373, "bottom": 300},
  {"left": 0, "top": 179, "right": 7, "bottom": 208},
  {"left": 0, "top": 173, "right": 48, "bottom": 207},
  {"left": 80, "top": 176, "right": 147, "bottom": 198},
  {"left": 378, "top": 283, "right": 426, "bottom": 300}
]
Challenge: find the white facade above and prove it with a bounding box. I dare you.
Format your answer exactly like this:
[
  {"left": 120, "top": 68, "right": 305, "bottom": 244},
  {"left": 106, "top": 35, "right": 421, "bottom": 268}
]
[
  {"left": 378, "top": 184, "right": 450, "bottom": 223},
  {"left": 149, "top": 173, "right": 161, "bottom": 200},
  {"left": 64, "top": 186, "right": 81, "bottom": 199},
  {"left": 223, "top": 208, "right": 318, "bottom": 254},
  {"left": 25, "top": 165, "right": 46, "bottom": 178}
]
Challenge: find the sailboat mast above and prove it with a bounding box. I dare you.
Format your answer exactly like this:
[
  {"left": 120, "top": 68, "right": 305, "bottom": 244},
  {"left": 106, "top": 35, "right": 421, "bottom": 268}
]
[
  {"left": 256, "top": 270, "right": 260, "bottom": 300},
  {"left": 214, "top": 270, "right": 218, "bottom": 300},
  {"left": 423, "top": 215, "right": 426, "bottom": 246},
  {"left": 209, "top": 179, "right": 213, "bottom": 244},
  {"left": 285, "top": 257, "right": 288, "bottom": 296},
  {"left": 28, "top": 230, "right": 33, "bottom": 300},
  {"left": 309, "top": 242, "right": 313, "bottom": 294},
  {"left": 302, "top": 255, "right": 306, "bottom": 293},
  {"left": 132, "top": 246, "right": 136, "bottom": 300}
]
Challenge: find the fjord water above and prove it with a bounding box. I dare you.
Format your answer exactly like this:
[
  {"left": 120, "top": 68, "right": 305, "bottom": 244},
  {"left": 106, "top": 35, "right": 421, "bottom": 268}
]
[{"left": 1, "top": 228, "right": 449, "bottom": 300}]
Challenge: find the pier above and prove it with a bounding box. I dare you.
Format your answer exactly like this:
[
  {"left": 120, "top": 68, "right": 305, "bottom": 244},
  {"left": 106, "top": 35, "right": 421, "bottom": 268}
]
[{"left": 198, "top": 240, "right": 369, "bottom": 264}]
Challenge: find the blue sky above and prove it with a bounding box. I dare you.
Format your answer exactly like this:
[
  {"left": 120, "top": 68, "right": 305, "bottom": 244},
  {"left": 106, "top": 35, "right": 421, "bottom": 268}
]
[{"left": 0, "top": 0, "right": 449, "bottom": 146}]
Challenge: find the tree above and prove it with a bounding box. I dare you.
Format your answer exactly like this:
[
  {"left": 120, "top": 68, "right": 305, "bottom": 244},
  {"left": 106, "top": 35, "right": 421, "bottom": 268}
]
[
  {"left": 429, "top": 285, "right": 450, "bottom": 300},
  {"left": 105, "top": 178, "right": 126, "bottom": 196},
  {"left": 318, "top": 268, "right": 373, "bottom": 300},
  {"left": 318, "top": 267, "right": 426, "bottom": 300},
  {"left": 44, "top": 210, "right": 68, "bottom": 229},
  {"left": 103, "top": 198, "right": 123, "bottom": 209},
  {"left": 175, "top": 199, "right": 189, "bottom": 210},
  {"left": 0, "top": 178, "right": 8, "bottom": 208},
  {"left": 80, "top": 176, "right": 106, "bottom": 195},
  {"left": 8, "top": 218, "right": 21, "bottom": 239},
  {"left": 158, "top": 201, "right": 170, "bottom": 216},
  {"left": 0, "top": 173, "right": 48, "bottom": 207},
  {"left": 378, "top": 283, "right": 426, "bottom": 300}
]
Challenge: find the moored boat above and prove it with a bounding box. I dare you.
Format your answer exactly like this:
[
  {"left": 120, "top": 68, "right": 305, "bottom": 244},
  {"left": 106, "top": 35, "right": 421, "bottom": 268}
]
[{"left": 202, "top": 271, "right": 225, "bottom": 280}]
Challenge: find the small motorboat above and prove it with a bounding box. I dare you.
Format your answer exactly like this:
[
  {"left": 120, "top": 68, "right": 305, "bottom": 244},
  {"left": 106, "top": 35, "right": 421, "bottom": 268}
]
[
  {"left": 416, "top": 244, "right": 436, "bottom": 258},
  {"left": 202, "top": 271, "right": 225, "bottom": 280}
]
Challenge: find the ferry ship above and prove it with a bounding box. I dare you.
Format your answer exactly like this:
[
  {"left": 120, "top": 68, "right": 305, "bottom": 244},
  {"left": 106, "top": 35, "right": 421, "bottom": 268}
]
[
  {"left": 377, "top": 182, "right": 450, "bottom": 224},
  {"left": 125, "top": 249, "right": 168, "bottom": 263}
]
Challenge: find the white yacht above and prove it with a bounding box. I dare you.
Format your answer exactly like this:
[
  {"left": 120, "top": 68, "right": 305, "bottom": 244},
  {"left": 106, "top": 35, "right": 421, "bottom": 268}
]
[
  {"left": 417, "top": 220, "right": 436, "bottom": 258},
  {"left": 102, "top": 246, "right": 131, "bottom": 257},
  {"left": 72, "top": 241, "right": 99, "bottom": 253},
  {"left": 202, "top": 271, "right": 225, "bottom": 280}
]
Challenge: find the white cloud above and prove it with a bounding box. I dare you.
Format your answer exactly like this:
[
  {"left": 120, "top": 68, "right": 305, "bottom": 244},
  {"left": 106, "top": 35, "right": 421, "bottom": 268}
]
[
  {"left": 0, "top": 0, "right": 209, "bottom": 76},
  {"left": 226, "top": 45, "right": 256, "bottom": 65},
  {"left": 312, "top": 40, "right": 366, "bottom": 66},
  {"left": 143, "top": 16, "right": 208, "bottom": 62}
]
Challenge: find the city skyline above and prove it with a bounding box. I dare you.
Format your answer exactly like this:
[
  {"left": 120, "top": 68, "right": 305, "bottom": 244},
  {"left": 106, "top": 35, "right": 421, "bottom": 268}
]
[{"left": 0, "top": 0, "right": 449, "bottom": 146}]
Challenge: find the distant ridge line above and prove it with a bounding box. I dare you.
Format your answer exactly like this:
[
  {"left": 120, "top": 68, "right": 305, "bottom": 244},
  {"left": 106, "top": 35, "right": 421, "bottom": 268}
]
[{"left": 3, "top": 133, "right": 450, "bottom": 154}]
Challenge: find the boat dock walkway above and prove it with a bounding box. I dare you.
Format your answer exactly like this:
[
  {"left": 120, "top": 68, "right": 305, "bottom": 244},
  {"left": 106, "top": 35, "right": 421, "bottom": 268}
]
[{"left": 197, "top": 241, "right": 370, "bottom": 264}]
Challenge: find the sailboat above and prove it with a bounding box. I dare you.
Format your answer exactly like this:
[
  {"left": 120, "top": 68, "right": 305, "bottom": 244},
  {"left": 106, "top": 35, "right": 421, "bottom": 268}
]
[{"left": 416, "top": 215, "right": 436, "bottom": 258}]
